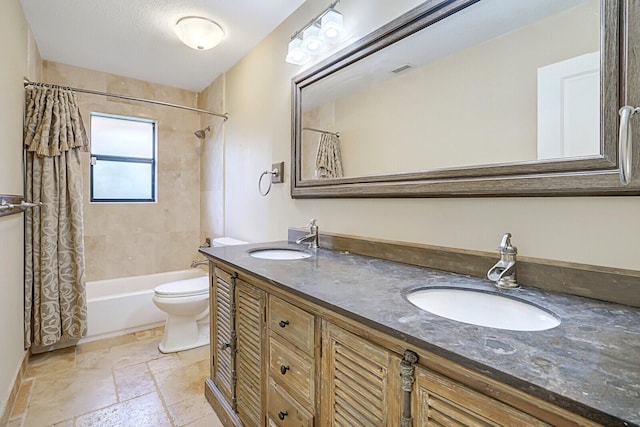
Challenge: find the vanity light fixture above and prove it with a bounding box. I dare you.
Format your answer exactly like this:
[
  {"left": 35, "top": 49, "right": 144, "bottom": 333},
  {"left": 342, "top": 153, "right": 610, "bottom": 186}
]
[
  {"left": 175, "top": 16, "right": 225, "bottom": 50},
  {"left": 285, "top": 0, "right": 346, "bottom": 65}
]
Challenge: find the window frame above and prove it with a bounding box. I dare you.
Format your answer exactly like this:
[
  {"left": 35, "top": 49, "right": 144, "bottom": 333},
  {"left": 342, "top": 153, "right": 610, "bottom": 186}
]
[{"left": 89, "top": 113, "right": 158, "bottom": 203}]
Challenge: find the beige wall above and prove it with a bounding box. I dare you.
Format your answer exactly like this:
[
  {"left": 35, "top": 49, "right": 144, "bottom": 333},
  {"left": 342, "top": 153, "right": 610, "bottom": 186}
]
[
  {"left": 44, "top": 62, "right": 202, "bottom": 281},
  {"left": 202, "top": 0, "right": 640, "bottom": 273},
  {"left": 0, "top": 0, "right": 41, "bottom": 416}
]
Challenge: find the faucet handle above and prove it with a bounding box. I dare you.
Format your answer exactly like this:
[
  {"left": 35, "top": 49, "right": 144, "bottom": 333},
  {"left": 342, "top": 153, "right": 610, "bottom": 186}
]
[
  {"left": 303, "top": 218, "right": 317, "bottom": 229},
  {"left": 498, "top": 233, "right": 517, "bottom": 254}
]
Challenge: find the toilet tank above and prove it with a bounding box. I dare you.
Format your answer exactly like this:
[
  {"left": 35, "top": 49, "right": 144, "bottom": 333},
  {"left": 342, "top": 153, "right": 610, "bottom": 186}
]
[{"left": 212, "top": 237, "right": 247, "bottom": 247}]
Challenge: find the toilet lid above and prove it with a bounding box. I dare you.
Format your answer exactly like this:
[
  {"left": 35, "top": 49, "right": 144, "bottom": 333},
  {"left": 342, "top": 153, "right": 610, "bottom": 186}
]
[{"left": 155, "top": 276, "right": 209, "bottom": 297}]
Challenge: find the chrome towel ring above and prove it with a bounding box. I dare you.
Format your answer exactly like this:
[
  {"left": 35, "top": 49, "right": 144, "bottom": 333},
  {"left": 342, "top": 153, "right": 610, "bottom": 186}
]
[{"left": 258, "top": 168, "right": 280, "bottom": 196}]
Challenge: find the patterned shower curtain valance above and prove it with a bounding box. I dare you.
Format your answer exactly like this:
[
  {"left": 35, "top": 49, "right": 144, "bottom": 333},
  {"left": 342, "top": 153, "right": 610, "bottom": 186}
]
[
  {"left": 24, "top": 85, "right": 89, "bottom": 157},
  {"left": 24, "top": 85, "right": 89, "bottom": 348}
]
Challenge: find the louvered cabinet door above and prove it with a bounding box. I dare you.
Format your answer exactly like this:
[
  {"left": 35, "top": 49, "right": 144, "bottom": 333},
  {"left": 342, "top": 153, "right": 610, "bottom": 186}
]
[
  {"left": 236, "top": 279, "right": 266, "bottom": 427},
  {"left": 212, "top": 268, "right": 235, "bottom": 406},
  {"left": 413, "top": 367, "right": 550, "bottom": 427},
  {"left": 321, "top": 321, "right": 401, "bottom": 426}
]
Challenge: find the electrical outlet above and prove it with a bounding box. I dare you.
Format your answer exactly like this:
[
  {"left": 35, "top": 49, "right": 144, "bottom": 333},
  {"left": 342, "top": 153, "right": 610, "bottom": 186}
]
[{"left": 272, "top": 162, "right": 284, "bottom": 184}]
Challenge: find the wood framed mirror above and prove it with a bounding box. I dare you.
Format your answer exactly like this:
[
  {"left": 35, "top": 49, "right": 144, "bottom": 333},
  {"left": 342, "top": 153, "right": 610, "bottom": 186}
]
[{"left": 291, "top": 0, "right": 640, "bottom": 198}]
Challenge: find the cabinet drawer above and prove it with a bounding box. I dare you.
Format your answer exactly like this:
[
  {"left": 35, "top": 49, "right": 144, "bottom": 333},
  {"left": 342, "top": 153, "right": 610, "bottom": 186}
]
[
  {"left": 269, "top": 296, "right": 314, "bottom": 354},
  {"left": 269, "top": 333, "right": 314, "bottom": 409},
  {"left": 268, "top": 379, "right": 313, "bottom": 427}
]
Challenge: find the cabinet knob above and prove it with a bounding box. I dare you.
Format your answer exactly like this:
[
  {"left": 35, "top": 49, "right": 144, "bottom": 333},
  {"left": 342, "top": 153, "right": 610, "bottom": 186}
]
[
  {"left": 279, "top": 320, "right": 290, "bottom": 328},
  {"left": 278, "top": 410, "right": 288, "bottom": 420},
  {"left": 280, "top": 365, "right": 290, "bottom": 375},
  {"left": 220, "top": 342, "right": 230, "bottom": 350}
]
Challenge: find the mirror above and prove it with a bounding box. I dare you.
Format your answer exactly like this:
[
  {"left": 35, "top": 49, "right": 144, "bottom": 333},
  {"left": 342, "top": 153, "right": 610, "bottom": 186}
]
[{"left": 292, "top": 0, "right": 638, "bottom": 197}]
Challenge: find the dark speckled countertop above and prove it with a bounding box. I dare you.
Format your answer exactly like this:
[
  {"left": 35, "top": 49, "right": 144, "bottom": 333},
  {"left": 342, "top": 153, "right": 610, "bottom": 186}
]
[{"left": 200, "top": 241, "right": 640, "bottom": 426}]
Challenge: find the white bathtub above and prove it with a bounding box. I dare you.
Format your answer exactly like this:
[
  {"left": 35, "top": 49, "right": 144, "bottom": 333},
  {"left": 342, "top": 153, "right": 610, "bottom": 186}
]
[{"left": 82, "top": 269, "right": 208, "bottom": 343}]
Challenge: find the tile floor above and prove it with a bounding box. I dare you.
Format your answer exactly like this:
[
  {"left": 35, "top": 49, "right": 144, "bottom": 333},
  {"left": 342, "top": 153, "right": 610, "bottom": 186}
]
[{"left": 7, "top": 327, "right": 223, "bottom": 427}]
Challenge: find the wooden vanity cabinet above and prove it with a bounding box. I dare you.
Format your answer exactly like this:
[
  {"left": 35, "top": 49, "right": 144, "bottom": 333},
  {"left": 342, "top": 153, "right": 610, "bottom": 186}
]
[
  {"left": 209, "top": 266, "right": 266, "bottom": 426},
  {"left": 208, "top": 261, "right": 604, "bottom": 427}
]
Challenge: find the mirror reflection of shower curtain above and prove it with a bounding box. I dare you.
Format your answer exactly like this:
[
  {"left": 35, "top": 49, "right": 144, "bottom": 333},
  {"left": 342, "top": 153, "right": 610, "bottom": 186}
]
[
  {"left": 315, "top": 133, "right": 343, "bottom": 178},
  {"left": 23, "top": 85, "right": 89, "bottom": 348}
]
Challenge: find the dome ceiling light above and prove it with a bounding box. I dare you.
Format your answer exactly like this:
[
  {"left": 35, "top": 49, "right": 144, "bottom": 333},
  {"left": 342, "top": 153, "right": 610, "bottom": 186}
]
[{"left": 175, "top": 16, "right": 225, "bottom": 51}]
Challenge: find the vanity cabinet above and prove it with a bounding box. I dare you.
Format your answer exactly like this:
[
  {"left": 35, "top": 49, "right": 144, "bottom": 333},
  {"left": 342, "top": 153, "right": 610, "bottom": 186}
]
[
  {"left": 321, "top": 321, "right": 401, "bottom": 426},
  {"left": 207, "top": 260, "right": 605, "bottom": 427},
  {"left": 210, "top": 266, "right": 266, "bottom": 426}
]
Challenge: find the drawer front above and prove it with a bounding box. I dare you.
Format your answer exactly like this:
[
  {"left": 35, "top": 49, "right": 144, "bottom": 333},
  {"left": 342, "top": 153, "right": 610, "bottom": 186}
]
[
  {"left": 268, "top": 380, "right": 313, "bottom": 427},
  {"left": 269, "top": 296, "right": 314, "bottom": 354},
  {"left": 269, "top": 334, "right": 314, "bottom": 409}
]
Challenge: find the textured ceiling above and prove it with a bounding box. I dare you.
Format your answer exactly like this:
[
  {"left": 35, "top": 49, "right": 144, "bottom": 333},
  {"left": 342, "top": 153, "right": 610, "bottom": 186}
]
[{"left": 20, "top": 0, "right": 306, "bottom": 92}]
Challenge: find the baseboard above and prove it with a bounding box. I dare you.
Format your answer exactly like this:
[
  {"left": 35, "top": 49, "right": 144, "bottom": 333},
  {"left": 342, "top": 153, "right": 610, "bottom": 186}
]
[{"left": 0, "top": 350, "right": 29, "bottom": 426}]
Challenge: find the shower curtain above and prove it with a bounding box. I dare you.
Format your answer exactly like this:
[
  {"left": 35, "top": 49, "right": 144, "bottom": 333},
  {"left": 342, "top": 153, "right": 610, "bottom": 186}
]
[
  {"left": 23, "top": 85, "right": 89, "bottom": 348},
  {"left": 315, "top": 132, "right": 343, "bottom": 178}
]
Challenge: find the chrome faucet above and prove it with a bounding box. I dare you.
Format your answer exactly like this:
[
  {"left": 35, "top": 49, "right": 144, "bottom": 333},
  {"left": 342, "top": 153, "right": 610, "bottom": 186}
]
[
  {"left": 487, "top": 233, "right": 519, "bottom": 289},
  {"left": 296, "top": 219, "right": 319, "bottom": 249},
  {"left": 191, "top": 259, "right": 208, "bottom": 268}
]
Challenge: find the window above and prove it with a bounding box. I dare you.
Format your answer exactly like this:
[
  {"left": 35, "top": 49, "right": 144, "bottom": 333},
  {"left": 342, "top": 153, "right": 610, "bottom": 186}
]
[{"left": 90, "top": 114, "right": 157, "bottom": 202}]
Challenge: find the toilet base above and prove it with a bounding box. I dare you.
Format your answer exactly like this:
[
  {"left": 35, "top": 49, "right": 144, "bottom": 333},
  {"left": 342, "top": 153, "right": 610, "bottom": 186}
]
[{"left": 158, "top": 315, "right": 210, "bottom": 354}]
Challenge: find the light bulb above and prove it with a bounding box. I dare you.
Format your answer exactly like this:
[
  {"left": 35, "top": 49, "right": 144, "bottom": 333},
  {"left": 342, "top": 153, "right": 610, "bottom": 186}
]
[
  {"left": 301, "top": 25, "right": 327, "bottom": 55},
  {"left": 319, "top": 10, "right": 346, "bottom": 44},
  {"left": 286, "top": 37, "right": 310, "bottom": 65}
]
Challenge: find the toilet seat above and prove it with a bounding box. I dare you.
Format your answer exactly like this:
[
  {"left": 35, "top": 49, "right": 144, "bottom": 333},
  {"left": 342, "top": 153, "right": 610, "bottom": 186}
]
[{"left": 154, "top": 276, "right": 208, "bottom": 297}]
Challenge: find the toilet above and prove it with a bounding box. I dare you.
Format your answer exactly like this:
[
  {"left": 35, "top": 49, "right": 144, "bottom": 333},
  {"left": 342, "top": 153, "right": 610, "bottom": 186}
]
[{"left": 153, "top": 237, "right": 247, "bottom": 353}]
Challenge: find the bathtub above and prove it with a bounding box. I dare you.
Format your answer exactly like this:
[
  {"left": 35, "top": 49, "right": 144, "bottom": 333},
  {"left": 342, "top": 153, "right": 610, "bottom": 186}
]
[{"left": 82, "top": 269, "right": 208, "bottom": 343}]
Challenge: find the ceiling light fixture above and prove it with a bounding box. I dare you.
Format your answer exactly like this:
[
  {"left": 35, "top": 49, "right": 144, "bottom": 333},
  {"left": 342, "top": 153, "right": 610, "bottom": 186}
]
[
  {"left": 175, "top": 16, "right": 225, "bottom": 51},
  {"left": 285, "top": 0, "right": 346, "bottom": 65}
]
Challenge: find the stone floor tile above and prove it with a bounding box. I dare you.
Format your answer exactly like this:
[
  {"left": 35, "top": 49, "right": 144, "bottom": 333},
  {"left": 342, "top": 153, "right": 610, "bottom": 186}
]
[
  {"left": 75, "top": 392, "right": 171, "bottom": 427},
  {"left": 5, "top": 418, "right": 23, "bottom": 427},
  {"left": 177, "top": 345, "right": 210, "bottom": 364},
  {"left": 183, "top": 413, "right": 224, "bottom": 427},
  {"left": 9, "top": 377, "right": 33, "bottom": 419},
  {"left": 108, "top": 338, "right": 165, "bottom": 370},
  {"left": 25, "top": 347, "right": 75, "bottom": 379},
  {"left": 76, "top": 333, "right": 138, "bottom": 354},
  {"left": 23, "top": 368, "right": 117, "bottom": 426},
  {"left": 167, "top": 394, "right": 217, "bottom": 426},
  {"left": 114, "top": 362, "right": 157, "bottom": 402},
  {"left": 153, "top": 359, "right": 210, "bottom": 406},
  {"left": 146, "top": 353, "right": 182, "bottom": 373}
]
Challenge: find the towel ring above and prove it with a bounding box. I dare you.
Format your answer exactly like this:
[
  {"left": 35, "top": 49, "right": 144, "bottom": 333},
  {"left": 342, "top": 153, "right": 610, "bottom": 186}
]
[{"left": 258, "top": 168, "right": 279, "bottom": 196}]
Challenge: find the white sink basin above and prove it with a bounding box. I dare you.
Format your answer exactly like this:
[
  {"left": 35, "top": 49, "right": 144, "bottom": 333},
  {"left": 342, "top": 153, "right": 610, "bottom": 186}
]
[
  {"left": 249, "top": 248, "right": 311, "bottom": 260},
  {"left": 407, "top": 288, "right": 560, "bottom": 331}
]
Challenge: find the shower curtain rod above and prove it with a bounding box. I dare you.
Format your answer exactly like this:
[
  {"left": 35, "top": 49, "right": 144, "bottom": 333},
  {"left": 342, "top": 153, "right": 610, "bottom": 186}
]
[
  {"left": 303, "top": 127, "right": 340, "bottom": 137},
  {"left": 23, "top": 78, "right": 228, "bottom": 121}
]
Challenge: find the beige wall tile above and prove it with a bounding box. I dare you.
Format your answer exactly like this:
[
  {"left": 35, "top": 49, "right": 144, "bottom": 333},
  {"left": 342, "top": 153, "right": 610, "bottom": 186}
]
[{"left": 43, "top": 62, "right": 201, "bottom": 282}]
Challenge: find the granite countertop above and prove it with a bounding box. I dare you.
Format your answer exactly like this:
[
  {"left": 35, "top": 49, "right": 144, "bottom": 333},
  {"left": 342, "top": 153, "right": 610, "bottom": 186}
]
[{"left": 200, "top": 241, "right": 640, "bottom": 426}]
